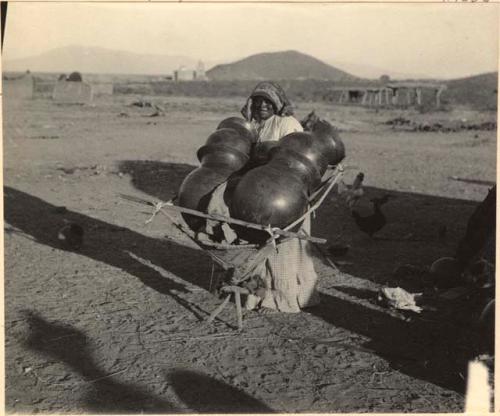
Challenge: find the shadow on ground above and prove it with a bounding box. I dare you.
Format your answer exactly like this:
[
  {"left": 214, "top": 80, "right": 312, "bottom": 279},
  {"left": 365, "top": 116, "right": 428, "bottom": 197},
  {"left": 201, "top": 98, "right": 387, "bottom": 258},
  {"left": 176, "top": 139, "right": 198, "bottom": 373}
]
[
  {"left": 307, "top": 292, "right": 481, "bottom": 394},
  {"left": 313, "top": 184, "right": 486, "bottom": 283},
  {"left": 167, "top": 369, "right": 273, "bottom": 413},
  {"left": 4, "top": 186, "right": 217, "bottom": 322},
  {"left": 21, "top": 311, "right": 272, "bottom": 413},
  {"left": 118, "top": 160, "right": 195, "bottom": 203},
  {"left": 116, "top": 160, "right": 494, "bottom": 394},
  {"left": 22, "top": 310, "right": 177, "bottom": 413},
  {"left": 117, "top": 159, "right": 487, "bottom": 284},
  {"left": 5, "top": 161, "right": 494, "bottom": 398}
]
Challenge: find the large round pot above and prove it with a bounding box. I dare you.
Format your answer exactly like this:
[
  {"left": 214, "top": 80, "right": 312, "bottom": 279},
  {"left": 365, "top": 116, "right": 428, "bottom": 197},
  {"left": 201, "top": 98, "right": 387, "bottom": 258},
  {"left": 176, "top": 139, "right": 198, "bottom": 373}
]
[
  {"left": 177, "top": 166, "right": 233, "bottom": 231},
  {"left": 279, "top": 132, "right": 329, "bottom": 179},
  {"left": 197, "top": 144, "right": 249, "bottom": 172},
  {"left": 177, "top": 126, "right": 255, "bottom": 233},
  {"left": 217, "top": 117, "right": 258, "bottom": 144},
  {"left": 249, "top": 141, "right": 280, "bottom": 167},
  {"left": 311, "top": 120, "right": 345, "bottom": 166},
  {"left": 230, "top": 163, "right": 309, "bottom": 233},
  {"left": 271, "top": 148, "right": 322, "bottom": 191},
  {"left": 204, "top": 128, "right": 253, "bottom": 157}
]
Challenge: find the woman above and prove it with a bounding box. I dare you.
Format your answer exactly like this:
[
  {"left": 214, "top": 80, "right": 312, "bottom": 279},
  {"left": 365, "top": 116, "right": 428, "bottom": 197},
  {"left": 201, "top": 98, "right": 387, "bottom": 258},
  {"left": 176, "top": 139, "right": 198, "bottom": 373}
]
[
  {"left": 242, "top": 81, "right": 303, "bottom": 142},
  {"left": 207, "top": 81, "right": 320, "bottom": 313}
]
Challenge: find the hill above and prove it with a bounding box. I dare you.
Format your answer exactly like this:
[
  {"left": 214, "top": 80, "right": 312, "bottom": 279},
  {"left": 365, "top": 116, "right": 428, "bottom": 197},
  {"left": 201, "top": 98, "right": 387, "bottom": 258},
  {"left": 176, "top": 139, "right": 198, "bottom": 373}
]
[
  {"left": 206, "top": 50, "right": 357, "bottom": 82},
  {"left": 444, "top": 72, "right": 498, "bottom": 110},
  {"left": 3, "top": 45, "right": 206, "bottom": 76}
]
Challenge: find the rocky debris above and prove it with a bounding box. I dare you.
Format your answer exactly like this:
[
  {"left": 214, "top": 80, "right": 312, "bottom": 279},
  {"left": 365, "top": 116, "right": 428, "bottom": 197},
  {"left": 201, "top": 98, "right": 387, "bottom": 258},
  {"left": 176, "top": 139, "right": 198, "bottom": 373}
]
[
  {"left": 56, "top": 165, "right": 107, "bottom": 176},
  {"left": 29, "top": 135, "right": 60, "bottom": 140},
  {"left": 384, "top": 116, "right": 412, "bottom": 127},
  {"left": 130, "top": 100, "right": 154, "bottom": 108},
  {"left": 385, "top": 117, "right": 496, "bottom": 133},
  {"left": 129, "top": 100, "right": 165, "bottom": 117}
]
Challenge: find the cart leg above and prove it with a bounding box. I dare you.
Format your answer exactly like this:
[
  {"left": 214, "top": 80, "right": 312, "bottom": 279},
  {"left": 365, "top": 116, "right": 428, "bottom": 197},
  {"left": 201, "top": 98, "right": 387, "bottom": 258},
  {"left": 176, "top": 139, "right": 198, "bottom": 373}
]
[
  {"left": 207, "top": 294, "right": 231, "bottom": 324},
  {"left": 235, "top": 291, "right": 243, "bottom": 331}
]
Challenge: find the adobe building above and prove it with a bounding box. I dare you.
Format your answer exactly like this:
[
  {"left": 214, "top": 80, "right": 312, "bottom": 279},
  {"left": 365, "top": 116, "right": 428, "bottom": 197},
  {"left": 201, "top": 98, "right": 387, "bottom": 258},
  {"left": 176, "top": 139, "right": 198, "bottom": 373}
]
[
  {"left": 52, "top": 72, "right": 93, "bottom": 104},
  {"left": 173, "top": 61, "right": 207, "bottom": 82},
  {"left": 3, "top": 71, "right": 34, "bottom": 100},
  {"left": 331, "top": 82, "right": 447, "bottom": 109}
]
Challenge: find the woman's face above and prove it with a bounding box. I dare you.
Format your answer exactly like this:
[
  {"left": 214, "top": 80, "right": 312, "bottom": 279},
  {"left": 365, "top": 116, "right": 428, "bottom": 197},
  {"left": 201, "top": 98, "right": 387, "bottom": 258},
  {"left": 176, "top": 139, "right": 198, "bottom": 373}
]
[{"left": 252, "top": 96, "right": 276, "bottom": 121}]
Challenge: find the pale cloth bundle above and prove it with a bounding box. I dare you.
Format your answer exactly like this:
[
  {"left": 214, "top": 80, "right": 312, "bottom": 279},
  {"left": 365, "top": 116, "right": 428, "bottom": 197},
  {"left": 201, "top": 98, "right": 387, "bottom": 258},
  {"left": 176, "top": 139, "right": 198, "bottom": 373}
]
[
  {"left": 251, "top": 115, "right": 303, "bottom": 142},
  {"left": 253, "top": 216, "right": 320, "bottom": 313}
]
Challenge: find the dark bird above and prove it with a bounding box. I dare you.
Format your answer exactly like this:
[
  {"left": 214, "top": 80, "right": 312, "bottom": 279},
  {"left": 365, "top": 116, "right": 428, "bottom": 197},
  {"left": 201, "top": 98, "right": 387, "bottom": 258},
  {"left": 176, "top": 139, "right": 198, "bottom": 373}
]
[
  {"left": 57, "top": 222, "right": 84, "bottom": 250},
  {"left": 351, "top": 172, "right": 364, "bottom": 190},
  {"left": 345, "top": 172, "right": 365, "bottom": 209},
  {"left": 300, "top": 110, "right": 319, "bottom": 132},
  {"left": 351, "top": 195, "right": 393, "bottom": 238},
  {"left": 327, "top": 243, "right": 350, "bottom": 257}
]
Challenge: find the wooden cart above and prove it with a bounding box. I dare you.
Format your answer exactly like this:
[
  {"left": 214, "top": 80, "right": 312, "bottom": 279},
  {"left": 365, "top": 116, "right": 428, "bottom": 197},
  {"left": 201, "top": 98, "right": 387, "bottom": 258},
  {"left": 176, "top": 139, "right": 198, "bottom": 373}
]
[{"left": 121, "top": 165, "right": 345, "bottom": 330}]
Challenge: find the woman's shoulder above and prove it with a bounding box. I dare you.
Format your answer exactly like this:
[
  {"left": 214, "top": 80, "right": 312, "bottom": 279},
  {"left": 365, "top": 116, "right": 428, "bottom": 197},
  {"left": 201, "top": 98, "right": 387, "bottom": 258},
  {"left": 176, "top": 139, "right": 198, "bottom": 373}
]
[{"left": 278, "top": 115, "right": 304, "bottom": 134}]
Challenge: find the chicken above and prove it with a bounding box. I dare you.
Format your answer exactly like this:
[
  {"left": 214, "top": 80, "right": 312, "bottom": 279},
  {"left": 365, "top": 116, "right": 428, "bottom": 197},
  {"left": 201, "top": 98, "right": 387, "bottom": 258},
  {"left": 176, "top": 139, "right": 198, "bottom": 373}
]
[
  {"left": 300, "top": 110, "right": 319, "bottom": 132},
  {"left": 345, "top": 172, "right": 364, "bottom": 209},
  {"left": 352, "top": 194, "right": 392, "bottom": 237},
  {"left": 327, "top": 243, "right": 350, "bottom": 257},
  {"left": 57, "top": 222, "right": 84, "bottom": 250}
]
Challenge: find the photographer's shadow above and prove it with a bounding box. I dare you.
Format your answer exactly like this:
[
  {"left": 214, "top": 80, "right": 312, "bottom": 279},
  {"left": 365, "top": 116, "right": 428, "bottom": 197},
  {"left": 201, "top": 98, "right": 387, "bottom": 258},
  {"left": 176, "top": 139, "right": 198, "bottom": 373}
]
[
  {"left": 21, "top": 310, "right": 273, "bottom": 413},
  {"left": 22, "top": 310, "right": 177, "bottom": 413}
]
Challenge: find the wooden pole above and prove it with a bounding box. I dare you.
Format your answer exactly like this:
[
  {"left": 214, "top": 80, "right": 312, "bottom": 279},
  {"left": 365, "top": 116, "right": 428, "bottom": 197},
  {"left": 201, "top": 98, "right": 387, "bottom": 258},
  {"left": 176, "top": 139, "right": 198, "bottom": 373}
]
[
  {"left": 154, "top": 202, "right": 327, "bottom": 244},
  {"left": 207, "top": 294, "right": 231, "bottom": 323},
  {"left": 436, "top": 86, "right": 444, "bottom": 108},
  {"left": 338, "top": 90, "right": 345, "bottom": 104},
  {"left": 416, "top": 88, "right": 422, "bottom": 106},
  {"left": 392, "top": 88, "right": 399, "bottom": 106},
  {"left": 406, "top": 88, "right": 412, "bottom": 106}
]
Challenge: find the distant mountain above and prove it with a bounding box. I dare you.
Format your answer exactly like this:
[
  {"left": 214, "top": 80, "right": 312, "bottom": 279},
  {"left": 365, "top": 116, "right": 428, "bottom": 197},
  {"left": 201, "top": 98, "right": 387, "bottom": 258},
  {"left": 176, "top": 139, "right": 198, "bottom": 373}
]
[
  {"left": 3, "top": 45, "right": 210, "bottom": 75},
  {"left": 206, "top": 50, "right": 357, "bottom": 81}
]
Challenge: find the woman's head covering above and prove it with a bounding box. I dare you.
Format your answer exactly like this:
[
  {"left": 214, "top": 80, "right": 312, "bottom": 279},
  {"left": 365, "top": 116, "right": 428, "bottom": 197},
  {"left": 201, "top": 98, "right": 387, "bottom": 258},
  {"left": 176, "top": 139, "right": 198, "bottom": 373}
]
[{"left": 241, "top": 81, "right": 295, "bottom": 121}]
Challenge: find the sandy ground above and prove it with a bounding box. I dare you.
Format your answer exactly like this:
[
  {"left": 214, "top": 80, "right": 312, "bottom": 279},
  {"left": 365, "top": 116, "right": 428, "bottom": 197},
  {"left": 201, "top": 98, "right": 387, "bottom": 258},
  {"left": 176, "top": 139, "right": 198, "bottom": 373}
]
[{"left": 3, "top": 93, "right": 496, "bottom": 413}]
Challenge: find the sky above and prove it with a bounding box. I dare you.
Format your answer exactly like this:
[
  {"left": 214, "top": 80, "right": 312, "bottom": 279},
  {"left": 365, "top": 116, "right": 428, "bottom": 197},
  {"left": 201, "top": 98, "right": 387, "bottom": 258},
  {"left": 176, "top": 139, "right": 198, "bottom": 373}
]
[{"left": 3, "top": 2, "right": 499, "bottom": 79}]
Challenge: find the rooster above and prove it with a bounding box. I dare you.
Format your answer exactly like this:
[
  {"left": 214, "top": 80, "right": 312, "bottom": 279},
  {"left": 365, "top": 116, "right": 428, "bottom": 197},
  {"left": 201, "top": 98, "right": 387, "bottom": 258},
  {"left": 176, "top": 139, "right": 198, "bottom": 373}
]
[
  {"left": 352, "top": 195, "right": 393, "bottom": 238},
  {"left": 345, "top": 172, "right": 365, "bottom": 209}
]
